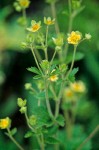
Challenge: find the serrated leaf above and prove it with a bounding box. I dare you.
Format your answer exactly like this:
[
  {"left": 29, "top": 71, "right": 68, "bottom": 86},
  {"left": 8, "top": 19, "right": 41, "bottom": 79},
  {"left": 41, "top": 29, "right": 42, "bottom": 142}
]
[
  {"left": 11, "top": 128, "right": 17, "bottom": 136},
  {"left": 45, "top": 136, "right": 59, "bottom": 144},
  {"left": 33, "top": 75, "right": 42, "bottom": 79},
  {"left": 27, "top": 67, "right": 41, "bottom": 75},
  {"left": 24, "top": 131, "right": 33, "bottom": 138},
  {"left": 56, "top": 115, "right": 65, "bottom": 127},
  {"left": 35, "top": 91, "right": 45, "bottom": 100},
  {"left": 33, "top": 107, "right": 50, "bottom": 128},
  {"left": 68, "top": 67, "right": 79, "bottom": 82}
]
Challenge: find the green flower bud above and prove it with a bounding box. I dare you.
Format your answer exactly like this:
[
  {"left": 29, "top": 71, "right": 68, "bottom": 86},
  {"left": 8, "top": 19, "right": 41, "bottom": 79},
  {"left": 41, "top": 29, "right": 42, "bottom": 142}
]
[
  {"left": 20, "top": 107, "right": 27, "bottom": 114},
  {"left": 72, "top": 0, "right": 81, "bottom": 10},
  {"left": 55, "top": 46, "right": 62, "bottom": 51},
  {"left": 40, "top": 60, "right": 50, "bottom": 73},
  {"left": 37, "top": 80, "right": 45, "bottom": 91},
  {"left": 17, "top": 98, "right": 27, "bottom": 107},
  {"left": 29, "top": 115, "right": 37, "bottom": 126},
  {"left": 59, "top": 64, "right": 67, "bottom": 73},
  {"left": 85, "top": 33, "right": 92, "bottom": 40},
  {"left": 25, "top": 83, "right": 32, "bottom": 90},
  {"left": 21, "top": 42, "right": 27, "bottom": 49}
]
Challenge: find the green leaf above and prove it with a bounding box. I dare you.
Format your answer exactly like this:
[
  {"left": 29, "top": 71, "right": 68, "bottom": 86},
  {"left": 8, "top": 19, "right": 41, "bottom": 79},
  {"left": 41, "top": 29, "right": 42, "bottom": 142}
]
[
  {"left": 66, "top": 52, "right": 84, "bottom": 64},
  {"left": 45, "top": 136, "right": 59, "bottom": 144},
  {"left": 27, "top": 67, "right": 41, "bottom": 75},
  {"left": 47, "top": 126, "right": 58, "bottom": 136},
  {"left": 24, "top": 131, "right": 33, "bottom": 138},
  {"left": 10, "top": 128, "right": 17, "bottom": 136},
  {"left": 68, "top": 67, "right": 79, "bottom": 82},
  {"left": 33, "top": 75, "right": 42, "bottom": 79},
  {"left": 56, "top": 115, "right": 65, "bottom": 127},
  {"left": 35, "top": 91, "right": 45, "bottom": 100}
]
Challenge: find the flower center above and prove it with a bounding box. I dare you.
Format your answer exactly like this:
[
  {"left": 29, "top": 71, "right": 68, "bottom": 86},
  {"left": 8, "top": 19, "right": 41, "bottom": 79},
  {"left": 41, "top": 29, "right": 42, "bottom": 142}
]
[{"left": 32, "top": 24, "right": 39, "bottom": 31}]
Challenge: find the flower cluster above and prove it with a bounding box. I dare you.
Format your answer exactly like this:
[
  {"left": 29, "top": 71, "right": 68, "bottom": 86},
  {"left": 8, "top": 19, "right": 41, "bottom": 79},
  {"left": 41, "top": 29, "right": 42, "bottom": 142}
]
[
  {"left": 17, "top": 98, "right": 27, "bottom": 114},
  {"left": 63, "top": 80, "right": 86, "bottom": 102},
  {"left": 14, "top": 0, "right": 30, "bottom": 12}
]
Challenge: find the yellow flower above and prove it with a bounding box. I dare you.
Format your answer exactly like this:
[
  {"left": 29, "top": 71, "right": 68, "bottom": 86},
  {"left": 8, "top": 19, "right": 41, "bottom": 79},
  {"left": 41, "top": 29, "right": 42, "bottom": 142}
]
[
  {"left": 64, "top": 88, "right": 74, "bottom": 98},
  {"left": 63, "top": 88, "right": 75, "bottom": 103},
  {"left": 49, "top": 75, "right": 58, "bottom": 82},
  {"left": 67, "top": 31, "right": 82, "bottom": 45},
  {"left": 44, "top": 17, "right": 55, "bottom": 25},
  {"left": 27, "top": 20, "right": 41, "bottom": 32},
  {"left": 0, "top": 117, "right": 11, "bottom": 129},
  {"left": 70, "top": 81, "right": 86, "bottom": 93},
  {"left": 19, "top": 0, "right": 30, "bottom": 8}
]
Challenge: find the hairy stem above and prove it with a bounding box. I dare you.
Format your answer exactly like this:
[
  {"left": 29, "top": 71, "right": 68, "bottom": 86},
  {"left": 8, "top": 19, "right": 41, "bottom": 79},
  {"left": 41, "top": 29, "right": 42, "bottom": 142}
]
[
  {"left": 22, "top": 8, "right": 27, "bottom": 29},
  {"left": 31, "top": 46, "right": 43, "bottom": 75},
  {"left": 63, "top": 110, "right": 72, "bottom": 139},
  {"left": 25, "top": 112, "right": 45, "bottom": 150},
  {"left": 7, "top": 128, "right": 24, "bottom": 150},
  {"left": 51, "top": 2, "right": 60, "bottom": 34},
  {"left": 64, "top": 0, "right": 73, "bottom": 58},
  {"left": 45, "top": 26, "right": 49, "bottom": 60},
  {"left": 77, "top": 125, "right": 99, "bottom": 150},
  {"left": 45, "top": 80, "right": 54, "bottom": 119},
  {"left": 66, "top": 45, "right": 77, "bottom": 78},
  {"left": 55, "top": 78, "right": 64, "bottom": 118}
]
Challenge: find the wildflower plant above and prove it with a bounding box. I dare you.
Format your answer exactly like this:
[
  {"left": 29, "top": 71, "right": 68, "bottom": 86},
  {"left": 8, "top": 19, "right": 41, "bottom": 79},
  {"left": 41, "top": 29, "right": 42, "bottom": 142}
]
[{"left": 1, "top": 0, "right": 99, "bottom": 150}]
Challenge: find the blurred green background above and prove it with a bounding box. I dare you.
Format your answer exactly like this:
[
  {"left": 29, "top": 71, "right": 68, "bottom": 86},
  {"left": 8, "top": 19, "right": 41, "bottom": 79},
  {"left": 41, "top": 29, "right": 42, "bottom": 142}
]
[{"left": 0, "top": 0, "right": 99, "bottom": 149}]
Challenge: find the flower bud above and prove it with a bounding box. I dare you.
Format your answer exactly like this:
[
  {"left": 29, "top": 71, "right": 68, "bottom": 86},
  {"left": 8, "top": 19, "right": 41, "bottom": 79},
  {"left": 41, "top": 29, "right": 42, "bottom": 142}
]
[
  {"left": 29, "top": 115, "right": 37, "bottom": 126},
  {"left": 25, "top": 83, "right": 32, "bottom": 90},
  {"left": 17, "top": 98, "right": 27, "bottom": 107},
  {"left": 20, "top": 107, "right": 27, "bottom": 114}
]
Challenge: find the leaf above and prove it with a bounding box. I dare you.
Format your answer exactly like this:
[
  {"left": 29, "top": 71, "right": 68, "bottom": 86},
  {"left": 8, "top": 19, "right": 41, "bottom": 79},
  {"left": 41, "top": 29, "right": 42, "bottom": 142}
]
[
  {"left": 10, "top": 128, "right": 17, "bottom": 136},
  {"left": 27, "top": 67, "right": 41, "bottom": 75},
  {"left": 24, "top": 131, "right": 33, "bottom": 138},
  {"left": 35, "top": 91, "right": 45, "bottom": 100},
  {"left": 33, "top": 75, "right": 42, "bottom": 79},
  {"left": 33, "top": 107, "right": 50, "bottom": 128},
  {"left": 45, "top": 136, "right": 59, "bottom": 144},
  {"left": 47, "top": 126, "right": 58, "bottom": 136},
  {"left": 66, "top": 52, "right": 84, "bottom": 64},
  {"left": 56, "top": 115, "right": 65, "bottom": 127},
  {"left": 68, "top": 67, "right": 79, "bottom": 82}
]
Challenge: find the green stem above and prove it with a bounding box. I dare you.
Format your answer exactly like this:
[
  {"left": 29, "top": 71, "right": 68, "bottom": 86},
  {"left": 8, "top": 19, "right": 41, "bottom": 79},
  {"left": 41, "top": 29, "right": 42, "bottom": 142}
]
[
  {"left": 25, "top": 112, "right": 45, "bottom": 150},
  {"left": 66, "top": 45, "right": 77, "bottom": 78},
  {"left": 25, "top": 112, "right": 35, "bottom": 132},
  {"left": 50, "top": 49, "right": 57, "bottom": 64},
  {"left": 51, "top": 2, "right": 60, "bottom": 34},
  {"left": 45, "top": 80, "right": 54, "bottom": 119},
  {"left": 64, "top": 0, "right": 73, "bottom": 58},
  {"left": 63, "top": 109, "right": 72, "bottom": 139},
  {"left": 50, "top": 85, "right": 58, "bottom": 101},
  {"left": 41, "top": 134, "right": 45, "bottom": 150},
  {"left": 77, "top": 125, "right": 99, "bottom": 150},
  {"left": 34, "top": 49, "right": 42, "bottom": 62},
  {"left": 22, "top": 8, "right": 27, "bottom": 28},
  {"left": 55, "top": 76, "right": 64, "bottom": 118},
  {"left": 7, "top": 128, "right": 24, "bottom": 150},
  {"left": 31, "top": 46, "right": 43, "bottom": 75},
  {"left": 45, "top": 26, "right": 49, "bottom": 60}
]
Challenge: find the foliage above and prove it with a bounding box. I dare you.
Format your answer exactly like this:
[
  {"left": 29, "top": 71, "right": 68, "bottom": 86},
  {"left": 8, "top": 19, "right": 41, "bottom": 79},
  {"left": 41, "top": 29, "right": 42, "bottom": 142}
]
[{"left": 0, "top": 0, "right": 99, "bottom": 150}]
